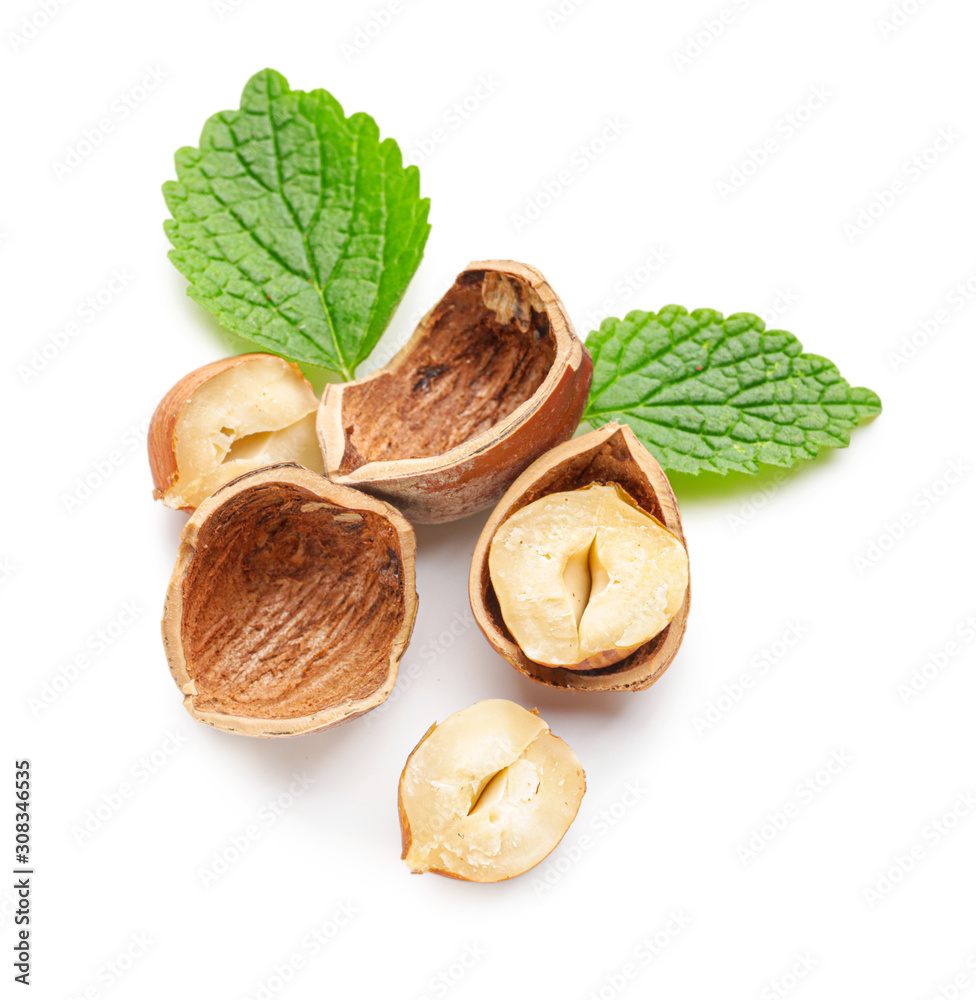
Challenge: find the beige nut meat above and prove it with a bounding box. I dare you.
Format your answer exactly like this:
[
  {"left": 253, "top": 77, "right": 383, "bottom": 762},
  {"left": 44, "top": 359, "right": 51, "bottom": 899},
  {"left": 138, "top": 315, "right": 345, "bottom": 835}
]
[
  {"left": 149, "top": 353, "right": 324, "bottom": 511},
  {"left": 398, "top": 699, "right": 585, "bottom": 881},
  {"left": 317, "top": 260, "right": 592, "bottom": 523},
  {"left": 163, "top": 464, "right": 417, "bottom": 737},
  {"left": 489, "top": 483, "right": 688, "bottom": 670},
  {"left": 470, "top": 422, "right": 691, "bottom": 692}
]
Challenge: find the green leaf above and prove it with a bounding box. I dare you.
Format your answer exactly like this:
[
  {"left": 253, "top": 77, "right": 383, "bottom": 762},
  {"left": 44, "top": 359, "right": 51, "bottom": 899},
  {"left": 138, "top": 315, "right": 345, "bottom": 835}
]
[
  {"left": 163, "top": 69, "right": 431, "bottom": 379},
  {"left": 583, "top": 306, "right": 882, "bottom": 476}
]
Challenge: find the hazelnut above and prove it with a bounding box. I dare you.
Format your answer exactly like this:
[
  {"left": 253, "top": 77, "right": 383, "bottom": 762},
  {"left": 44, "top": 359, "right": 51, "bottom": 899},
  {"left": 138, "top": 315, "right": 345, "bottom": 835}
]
[
  {"left": 470, "top": 422, "right": 691, "bottom": 692},
  {"left": 398, "top": 699, "right": 586, "bottom": 881},
  {"left": 317, "top": 261, "right": 593, "bottom": 524},
  {"left": 488, "top": 483, "right": 688, "bottom": 670},
  {"left": 149, "top": 353, "right": 324, "bottom": 512},
  {"left": 162, "top": 464, "right": 417, "bottom": 736}
]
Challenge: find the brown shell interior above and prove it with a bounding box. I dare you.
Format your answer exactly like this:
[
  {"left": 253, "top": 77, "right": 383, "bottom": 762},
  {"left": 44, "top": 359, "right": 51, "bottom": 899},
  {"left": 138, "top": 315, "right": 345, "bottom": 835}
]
[
  {"left": 337, "top": 270, "right": 557, "bottom": 474},
  {"left": 180, "top": 481, "right": 406, "bottom": 719},
  {"left": 478, "top": 429, "right": 684, "bottom": 686}
]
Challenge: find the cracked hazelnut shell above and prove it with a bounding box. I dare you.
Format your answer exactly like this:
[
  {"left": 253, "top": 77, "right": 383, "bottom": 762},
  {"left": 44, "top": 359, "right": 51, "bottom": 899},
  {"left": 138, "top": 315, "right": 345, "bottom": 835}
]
[
  {"left": 488, "top": 483, "right": 689, "bottom": 670},
  {"left": 317, "top": 260, "right": 593, "bottom": 524},
  {"left": 162, "top": 464, "right": 417, "bottom": 736},
  {"left": 469, "top": 422, "right": 691, "bottom": 692},
  {"left": 149, "top": 353, "right": 324, "bottom": 512}
]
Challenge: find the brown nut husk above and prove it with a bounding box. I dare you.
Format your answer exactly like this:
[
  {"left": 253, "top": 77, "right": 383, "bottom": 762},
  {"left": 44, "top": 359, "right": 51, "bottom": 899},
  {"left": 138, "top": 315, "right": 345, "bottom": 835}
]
[
  {"left": 469, "top": 423, "right": 691, "bottom": 692},
  {"left": 162, "top": 464, "right": 417, "bottom": 736},
  {"left": 398, "top": 699, "right": 586, "bottom": 882},
  {"left": 317, "top": 260, "right": 593, "bottom": 524},
  {"left": 149, "top": 353, "right": 324, "bottom": 512}
]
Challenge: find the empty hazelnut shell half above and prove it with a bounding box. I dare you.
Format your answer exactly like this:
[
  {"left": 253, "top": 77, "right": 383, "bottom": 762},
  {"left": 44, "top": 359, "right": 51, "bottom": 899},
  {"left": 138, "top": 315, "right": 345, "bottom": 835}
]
[
  {"left": 162, "top": 464, "right": 417, "bottom": 736},
  {"left": 469, "top": 422, "right": 690, "bottom": 692},
  {"left": 149, "top": 353, "right": 324, "bottom": 512},
  {"left": 317, "top": 260, "right": 593, "bottom": 524}
]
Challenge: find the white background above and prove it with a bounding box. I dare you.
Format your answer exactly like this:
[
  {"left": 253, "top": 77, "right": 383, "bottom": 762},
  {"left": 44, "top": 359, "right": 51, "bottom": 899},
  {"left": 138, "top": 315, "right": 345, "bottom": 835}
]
[{"left": 4, "top": 0, "right": 976, "bottom": 997}]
